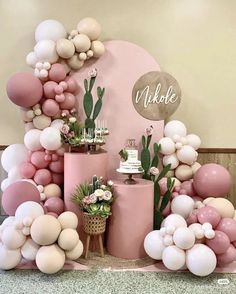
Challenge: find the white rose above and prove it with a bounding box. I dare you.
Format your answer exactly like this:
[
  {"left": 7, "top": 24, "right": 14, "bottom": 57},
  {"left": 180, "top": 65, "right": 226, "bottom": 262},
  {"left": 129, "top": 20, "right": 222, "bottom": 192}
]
[
  {"left": 107, "top": 180, "right": 113, "bottom": 186},
  {"left": 103, "top": 191, "right": 112, "bottom": 201},
  {"left": 94, "top": 189, "right": 104, "bottom": 200},
  {"left": 69, "top": 117, "right": 77, "bottom": 123}
]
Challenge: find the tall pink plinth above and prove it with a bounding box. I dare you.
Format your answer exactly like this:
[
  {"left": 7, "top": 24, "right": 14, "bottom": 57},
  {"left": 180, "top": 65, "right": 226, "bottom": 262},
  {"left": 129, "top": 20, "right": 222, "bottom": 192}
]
[
  {"left": 107, "top": 179, "right": 154, "bottom": 259},
  {"left": 64, "top": 151, "right": 108, "bottom": 243}
]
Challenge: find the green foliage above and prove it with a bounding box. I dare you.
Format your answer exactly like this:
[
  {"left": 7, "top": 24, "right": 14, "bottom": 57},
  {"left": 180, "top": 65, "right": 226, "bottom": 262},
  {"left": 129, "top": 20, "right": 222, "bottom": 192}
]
[
  {"left": 119, "top": 149, "right": 128, "bottom": 161},
  {"left": 141, "top": 148, "right": 151, "bottom": 173}
]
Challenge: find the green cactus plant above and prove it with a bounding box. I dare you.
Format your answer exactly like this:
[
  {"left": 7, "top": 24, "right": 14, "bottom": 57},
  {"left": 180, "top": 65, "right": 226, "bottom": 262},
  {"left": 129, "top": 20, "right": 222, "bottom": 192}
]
[{"left": 83, "top": 75, "right": 105, "bottom": 130}]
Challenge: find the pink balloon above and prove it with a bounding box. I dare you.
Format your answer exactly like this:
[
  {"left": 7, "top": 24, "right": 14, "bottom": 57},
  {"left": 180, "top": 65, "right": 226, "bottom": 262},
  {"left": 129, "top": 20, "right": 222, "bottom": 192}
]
[
  {"left": 43, "top": 81, "right": 57, "bottom": 99},
  {"left": 206, "top": 230, "right": 230, "bottom": 254},
  {"left": 232, "top": 240, "right": 236, "bottom": 248},
  {"left": 49, "top": 157, "right": 64, "bottom": 173},
  {"left": 193, "top": 164, "right": 232, "bottom": 198},
  {"left": 44, "top": 197, "right": 64, "bottom": 215},
  {"left": 171, "top": 192, "right": 179, "bottom": 198},
  {"left": 2, "top": 181, "right": 40, "bottom": 215},
  {"left": 216, "top": 218, "right": 236, "bottom": 242},
  {"left": 159, "top": 178, "right": 168, "bottom": 195},
  {"left": 6, "top": 72, "right": 43, "bottom": 107},
  {"left": 180, "top": 181, "right": 196, "bottom": 197},
  {"left": 179, "top": 189, "right": 186, "bottom": 195},
  {"left": 174, "top": 186, "right": 181, "bottom": 192},
  {"left": 217, "top": 245, "right": 236, "bottom": 265},
  {"left": 65, "top": 76, "right": 78, "bottom": 93},
  {"left": 49, "top": 63, "right": 66, "bottom": 83},
  {"left": 31, "top": 151, "right": 49, "bottom": 168},
  {"left": 42, "top": 99, "right": 60, "bottom": 117},
  {"left": 197, "top": 206, "right": 221, "bottom": 228},
  {"left": 34, "top": 169, "right": 52, "bottom": 185},
  {"left": 186, "top": 209, "right": 198, "bottom": 225},
  {"left": 54, "top": 85, "right": 63, "bottom": 95},
  {"left": 19, "top": 162, "right": 36, "bottom": 179},
  {"left": 52, "top": 153, "right": 59, "bottom": 161},
  {"left": 51, "top": 173, "right": 64, "bottom": 185},
  {"left": 59, "top": 92, "right": 76, "bottom": 110}
]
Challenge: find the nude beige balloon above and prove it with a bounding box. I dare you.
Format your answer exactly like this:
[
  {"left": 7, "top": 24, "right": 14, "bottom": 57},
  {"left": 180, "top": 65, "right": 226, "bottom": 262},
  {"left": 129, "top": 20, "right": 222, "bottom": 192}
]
[
  {"left": 56, "top": 39, "right": 75, "bottom": 59},
  {"left": 77, "top": 17, "right": 101, "bottom": 41},
  {"left": 67, "top": 54, "right": 84, "bottom": 70},
  {"left": 58, "top": 228, "right": 79, "bottom": 251},
  {"left": 91, "top": 40, "right": 105, "bottom": 58},
  {"left": 65, "top": 240, "right": 83, "bottom": 260},
  {"left": 72, "top": 34, "right": 91, "bottom": 53}
]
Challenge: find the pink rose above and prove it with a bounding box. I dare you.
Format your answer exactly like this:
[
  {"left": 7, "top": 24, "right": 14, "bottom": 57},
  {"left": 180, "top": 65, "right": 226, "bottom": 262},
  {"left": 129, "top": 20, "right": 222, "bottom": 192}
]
[
  {"left": 60, "top": 124, "right": 70, "bottom": 135},
  {"left": 89, "top": 193, "right": 97, "bottom": 204},
  {"left": 145, "top": 125, "right": 153, "bottom": 136},
  {"left": 150, "top": 167, "right": 159, "bottom": 176}
]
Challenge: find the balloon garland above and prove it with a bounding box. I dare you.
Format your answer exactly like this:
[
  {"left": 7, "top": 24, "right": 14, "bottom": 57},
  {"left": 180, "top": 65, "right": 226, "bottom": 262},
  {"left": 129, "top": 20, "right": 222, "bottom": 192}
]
[{"left": 0, "top": 17, "right": 105, "bottom": 273}]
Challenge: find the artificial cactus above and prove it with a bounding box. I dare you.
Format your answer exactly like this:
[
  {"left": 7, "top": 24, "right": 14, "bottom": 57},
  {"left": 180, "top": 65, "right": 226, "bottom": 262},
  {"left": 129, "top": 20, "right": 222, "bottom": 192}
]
[
  {"left": 83, "top": 75, "right": 105, "bottom": 130},
  {"left": 92, "top": 175, "right": 98, "bottom": 192}
]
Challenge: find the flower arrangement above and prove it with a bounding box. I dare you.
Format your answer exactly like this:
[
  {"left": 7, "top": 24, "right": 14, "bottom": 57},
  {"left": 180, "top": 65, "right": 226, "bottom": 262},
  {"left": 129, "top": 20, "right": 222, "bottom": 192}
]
[
  {"left": 72, "top": 175, "right": 114, "bottom": 218},
  {"left": 60, "top": 116, "right": 83, "bottom": 147}
]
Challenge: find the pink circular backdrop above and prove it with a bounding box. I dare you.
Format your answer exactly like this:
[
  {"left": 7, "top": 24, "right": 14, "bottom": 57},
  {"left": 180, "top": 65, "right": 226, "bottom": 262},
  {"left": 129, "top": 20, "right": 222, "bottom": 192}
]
[{"left": 73, "top": 40, "right": 164, "bottom": 178}]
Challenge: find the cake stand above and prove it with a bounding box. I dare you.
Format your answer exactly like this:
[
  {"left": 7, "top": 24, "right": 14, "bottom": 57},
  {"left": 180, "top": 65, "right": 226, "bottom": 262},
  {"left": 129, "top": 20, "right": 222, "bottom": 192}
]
[{"left": 116, "top": 169, "right": 143, "bottom": 185}]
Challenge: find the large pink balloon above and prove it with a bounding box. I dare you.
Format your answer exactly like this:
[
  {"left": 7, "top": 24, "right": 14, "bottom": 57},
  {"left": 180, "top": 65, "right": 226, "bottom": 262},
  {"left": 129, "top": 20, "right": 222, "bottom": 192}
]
[
  {"left": 34, "top": 169, "right": 52, "bottom": 185},
  {"left": 49, "top": 157, "right": 64, "bottom": 173},
  {"left": 19, "top": 162, "right": 36, "bottom": 179},
  {"left": 216, "top": 218, "right": 236, "bottom": 242},
  {"left": 2, "top": 181, "right": 40, "bottom": 215},
  {"left": 193, "top": 164, "right": 232, "bottom": 198},
  {"left": 49, "top": 63, "right": 66, "bottom": 83},
  {"left": 197, "top": 206, "right": 221, "bottom": 228},
  {"left": 31, "top": 151, "right": 49, "bottom": 168},
  {"left": 217, "top": 245, "right": 236, "bottom": 265},
  {"left": 51, "top": 173, "right": 64, "bottom": 185},
  {"left": 44, "top": 197, "right": 64, "bottom": 215},
  {"left": 206, "top": 230, "right": 230, "bottom": 254},
  {"left": 186, "top": 209, "right": 198, "bottom": 225},
  {"left": 6, "top": 72, "right": 43, "bottom": 107}
]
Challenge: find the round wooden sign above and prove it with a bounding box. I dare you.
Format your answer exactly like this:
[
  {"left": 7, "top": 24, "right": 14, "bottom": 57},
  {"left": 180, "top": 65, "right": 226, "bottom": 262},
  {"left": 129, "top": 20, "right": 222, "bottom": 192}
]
[{"left": 132, "top": 71, "right": 181, "bottom": 120}]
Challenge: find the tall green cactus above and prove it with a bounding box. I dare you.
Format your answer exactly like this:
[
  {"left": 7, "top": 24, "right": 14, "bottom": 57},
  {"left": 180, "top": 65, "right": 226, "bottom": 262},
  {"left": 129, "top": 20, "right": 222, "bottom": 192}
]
[{"left": 83, "top": 75, "right": 105, "bottom": 129}]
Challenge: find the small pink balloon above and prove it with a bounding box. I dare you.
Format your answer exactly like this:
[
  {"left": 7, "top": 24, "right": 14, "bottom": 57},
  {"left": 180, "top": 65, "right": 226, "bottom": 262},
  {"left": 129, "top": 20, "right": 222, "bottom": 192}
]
[
  {"left": 65, "top": 76, "right": 77, "bottom": 93},
  {"left": 171, "top": 192, "right": 179, "bottom": 198},
  {"left": 59, "top": 81, "right": 68, "bottom": 91},
  {"left": 19, "top": 162, "right": 36, "bottom": 179},
  {"left": 179, "top": 189, "right": 186, "bottom": 195},
  {"left": 51, "top": 173, "right": 64, "bottom": 185},
  {"left": 43, "top": 81, "right": 57, "bottom": 98},
  {"left": 186, "top": 209, "right": 198, "bottom": 225},
  {"left": 44, "top": 154, "right": 52, "bottom": 161},
  {"left": 44, "top": 197, "right": 64, "bottom": 215},
  {"left": 180, "top": 181, "right": 196, "bottom": 196},
  {"left": 159, "top": 178, "right": 168, "bottom": 195},
  {"left": 54, "top": 85, "right": 63, "bottom": 95},
  {"left": 49, "top": 63, "right": 66, "bottom": 83},
  {"left": 216, "top": 218, "right": 236, "bottom": 242},
  {"left": 42, "top": 99, "right": 60, "bottom": 117},
  {"left": 197, "top": 206, "right": 221, "bottom": 228},
  {"left": 55, "top": 94, "right": 65, "bottom": 103},
  {"left": 47, "top": 212, "right": 59, "bottom": 218},
  {"left": 2, "top": 181, "right": 40, "bottom": 215},
  {"left": 59, "top": 92, "right": 76, "bottom": 110},
  {"left": 206, "top": 230, "right": 230, "bottom": 254},
  {"left": 31, "top": 151, "right": 49, "bottom": 168},
  {"left": 174, "top": 186, "right": 181, "bottom": 192},
  {"left": 45, "top": 150, "right": 53, "bottom": 155},
  {"left": 49, "top": 157, "right": 64, "bottom": 173},
  {"left": 217, "top": 244, "right": 236, "bottom": 265},
  {"left": 34, "top": 169, "right": 52, "bottom": 185},
  {"left": 52, "top": 154, "right": 59, "bottom": 161},
  {"left": 6, "top": 72, "right": 43, "bottom": 107},
  {"left": 193, "top": 163, "right": 232, "bottom": 198}
]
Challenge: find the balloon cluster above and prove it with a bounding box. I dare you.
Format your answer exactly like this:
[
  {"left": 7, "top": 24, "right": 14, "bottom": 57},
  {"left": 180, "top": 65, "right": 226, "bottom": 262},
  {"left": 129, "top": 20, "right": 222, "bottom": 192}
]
[
  {"left": 26, "top": 18, "right": 104, "bottom": 78},
  {"left": 145, "top": 120, "right": 236, "bottom": 276},
  {"left": 159, "top": 120, "right": 201, "bottom": 182},
  {"left": 0, "top": 201, "right": 83, "bottom": 273}
]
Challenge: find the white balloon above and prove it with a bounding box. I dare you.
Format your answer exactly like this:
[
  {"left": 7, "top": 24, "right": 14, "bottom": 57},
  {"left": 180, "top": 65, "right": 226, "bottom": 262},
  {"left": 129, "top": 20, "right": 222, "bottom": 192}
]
[
  {"left": 26, "top": 51, "right": 38, "bottom": 67},
  {"left": 8, "top": 166, "right": 22, "bottom": 183},
  {"left": 1, "top": 217, "right": 16, "bottom": 229},
  {"left": 1, "top": 178, "right": 10, "bottom": 192},
  {"left": 186, "top": 134, "right": 201, "bottom": 150},
  {"left": 0, "top": 245, "right": 21, "bottom": 270},
  {"left": 173, "top": 227, "right": 195, "bottom": 249},
  {"left": 161, "top": 214, "right": 187, "bottom": 229},
  {"left": 21, "top": 238, "right": 40, "bottom": 261},
  {"left": 163, "top": 153, "right": 179, "bottom": 169},
  {"left": 40, "top": 127, "right": 62, "bottom": 150},
  {"left": 50, "top": 119, "right": 64, "bottom": 130},
  {"left": 158, "top": 137, "right": 176, "bottom": 155},
  {"left": 35, "top": 19, "right": 67, "bottom": 42},
  {"left": 15, "top": 201, "right": 44, "bottom": 221},
  {"left": 162, "top": 245, "right": 186, "bottom": 271},
  {"left": 24, "top": 129, "right": 42, "bottom": 151},
  {"left": 176, "top": 145, "right": 198, "bottom": 165},
  {"left": 34, "top": 40, "right": 58, "bottom": 63},
  {"left": 1, "top": 227, "right": 26, "bottom": 249},
  {"left": 186, "top": 244, "right": 217, "bottom": 276},
  {"left": 1, "top": 144, "right": 28, "bottom": 172},
  {"left": 144, "top": 230, "right": 166, "bottom": 260},
  {"left": 171, "top": 195, "right": 195, "bottom": 219},
  {"left": 163, "top": 235, "right": 174, "bottom": 246},
  {"left": 164, "top": 120, "right": 187, "bottom": 140}
]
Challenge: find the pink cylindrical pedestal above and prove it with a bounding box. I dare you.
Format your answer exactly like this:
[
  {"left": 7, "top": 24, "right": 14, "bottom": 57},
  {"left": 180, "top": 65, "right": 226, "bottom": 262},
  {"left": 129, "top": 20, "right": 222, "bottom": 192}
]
[
  {"left": 107, "top": 179, "right": 154, "bottom": 259},
  {"left": 64, "top": 151, "right": 108, "bottom": 243}
]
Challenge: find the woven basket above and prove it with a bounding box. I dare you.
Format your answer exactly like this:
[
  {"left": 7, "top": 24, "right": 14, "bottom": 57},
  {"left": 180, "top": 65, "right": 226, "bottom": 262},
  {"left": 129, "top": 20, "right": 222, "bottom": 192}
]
[{"left": 83, "top": 213, "right": 106, "bottom": 235}]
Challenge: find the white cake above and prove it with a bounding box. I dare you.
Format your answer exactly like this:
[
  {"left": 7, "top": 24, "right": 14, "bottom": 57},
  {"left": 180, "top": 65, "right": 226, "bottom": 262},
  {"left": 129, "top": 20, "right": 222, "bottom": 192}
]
[{"left": 119, "top": 149, "right": 142, "bottom": 173}]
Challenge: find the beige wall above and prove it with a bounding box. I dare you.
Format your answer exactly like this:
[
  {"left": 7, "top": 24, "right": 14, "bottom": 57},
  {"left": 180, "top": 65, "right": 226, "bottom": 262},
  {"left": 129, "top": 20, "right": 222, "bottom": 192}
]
[{"left": 0, "top": 0, "right": 236, "bottom": 147}]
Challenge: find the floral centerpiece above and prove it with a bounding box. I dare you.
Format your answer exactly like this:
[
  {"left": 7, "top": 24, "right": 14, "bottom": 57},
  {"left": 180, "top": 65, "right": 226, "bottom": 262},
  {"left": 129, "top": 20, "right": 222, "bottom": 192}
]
[{"left": 60, "top": 116, "right": 83, "bottom": 149}]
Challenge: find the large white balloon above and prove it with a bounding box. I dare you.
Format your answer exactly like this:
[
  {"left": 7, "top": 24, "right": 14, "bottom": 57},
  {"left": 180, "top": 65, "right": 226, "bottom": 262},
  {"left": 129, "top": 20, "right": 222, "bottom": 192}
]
[
  {"left": 163, "top": 153, "right": 179, "bottom": 169},
  {"left": 40, "top": 127, "right": 62, "bottom": 150},
  {"left": 158, "top": 138, "right": 176, "bottom": 155},
  {"left": 162, "top": 245, "right": 186, "bottom": 270},
  {"left": 161, "top": 214, "right": 187, "bottom": 229},
  {"left": 24, "top": 129, "right": 42, "bottom": 151},
  {"left": 35, "top": 19, "right": 67, "bottom": 42},
  {"left": 1, "top": 144, "right": 28, "bottom": 172},
  {"left": 164, "top": 120, "right": 187, "bottom": 140},
  {"left": 34, "top": 40, "right": 58, "bottom": 63},
  {"left": 8, "top": 166, "right": 22, "bottom": 184},
  {"left": 186, "top": 134, "right": 201, "bottom": 150},
  {"left": 144, "top": 230, "right": 166, "bottom": 260},
  {"left": 1, "top": 178, "right": 10, "bottom": 192},
  {"left": 176, "top": 145, "right": 198, "bottom": 165},
  {"left": 186, "top": 244, "right": 217, "bottom": 276},
  {"left": 173, "top": 227, "right": 195, "bottom": 249},
  {"left": 26, "top": 51, "right": 38, "bottom": 67},
  {"left": 15, "top": 201, "right": 44, "bottom": 221},
  {"left": 171, "top": 195, "right": 195, "bottom": 219},
  {"left": 50, "top": 119, "right": 64, "bottom": 130},
  {"left": 0, "top": 245, "right": 21, "bottom": 270}
]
